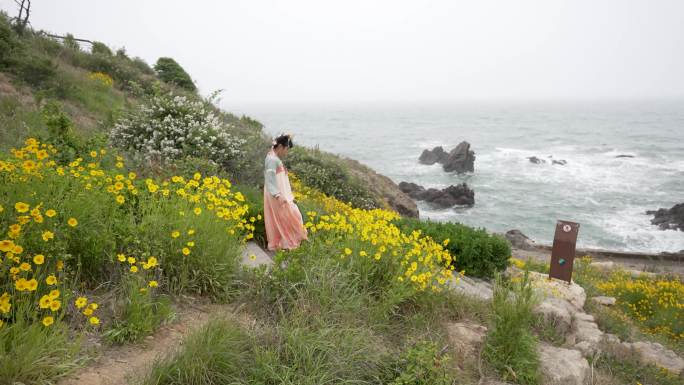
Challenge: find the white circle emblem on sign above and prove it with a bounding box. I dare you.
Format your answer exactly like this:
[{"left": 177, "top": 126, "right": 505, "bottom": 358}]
[{"left": 563, "top": 224, "right": 572, "bottom": 233}]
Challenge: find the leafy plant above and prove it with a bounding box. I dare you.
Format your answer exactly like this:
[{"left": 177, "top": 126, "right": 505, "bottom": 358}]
[
  {"left": 154, "top": 57, "right": 196, "bottom": 91},
  {"left": 394, "top": 218, "right": 511, "bottom": 278}
]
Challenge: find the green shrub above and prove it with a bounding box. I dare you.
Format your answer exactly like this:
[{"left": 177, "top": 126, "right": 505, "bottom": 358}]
[
  {"left": 394, "top": 218, "right": 510, "bottom": 278},
  {"left": 0, "top": 14, "right": 20, "bottom": 68},
  {"left": 154, "top": 57, "right": 196, "bottom": 91},
  {"left": 14, "top": 53, "right": 57, "bottom": 89},
  {"left": 483, "top": 272, "right": 540, "bottom": 385},
  {"left": 62, "top": 34, "right": 80, "bottom": 51},
  {"left": 284, "top": 147, "right": 380, "bottom": 210},
  {"left": 91, "top": 41, "right": 113, "bottom": 56},
  {"left": 131, "top": 57, "right": 155, "bottom": 75}
]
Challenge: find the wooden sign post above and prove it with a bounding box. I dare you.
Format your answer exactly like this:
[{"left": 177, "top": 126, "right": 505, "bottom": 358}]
[{"left": 549, "top": 220, "right": 580, "bottom": 283}]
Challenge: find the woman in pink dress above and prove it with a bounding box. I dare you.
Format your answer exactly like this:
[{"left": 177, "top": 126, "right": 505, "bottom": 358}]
[{"left": 263, "top": 134, "right": 308, "bottom": 251}]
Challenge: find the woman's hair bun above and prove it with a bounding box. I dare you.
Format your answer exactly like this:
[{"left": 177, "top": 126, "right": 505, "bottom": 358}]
[{"left": 273, "top": 133, "right": 294, "bottom": 149}]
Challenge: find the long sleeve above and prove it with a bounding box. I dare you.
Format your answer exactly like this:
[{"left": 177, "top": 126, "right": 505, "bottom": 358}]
[{"left": 264, "top": 156, "right": 281, "bottom": 197}]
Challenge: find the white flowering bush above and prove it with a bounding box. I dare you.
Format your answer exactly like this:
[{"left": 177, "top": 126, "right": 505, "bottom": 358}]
[{"left": 110, "top": 92, "right": 245, "bottom": 166}]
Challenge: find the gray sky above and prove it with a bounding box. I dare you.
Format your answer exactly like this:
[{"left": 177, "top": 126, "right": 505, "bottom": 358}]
[{"left": 2, "top": 0, "right": 683, "bottom": 106}]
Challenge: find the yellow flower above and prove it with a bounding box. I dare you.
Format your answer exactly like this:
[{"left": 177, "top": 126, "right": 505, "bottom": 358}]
[
  {"left": 148, "top": 280, "right": 158, "bottom": 288},
  {"left": 46, "top": 275, "right": 58, "bottom": 285},
  {"left": 193, "top": 207, "right": 202, "bottom": 215},
  {"left": 19, "top": 262, "right": 31, "bottom": 271},
  {"left": 117, "top": 254, "right": 126, "bottom": 262},
  {"left": 75, "top": 297, "right": 88, "bottom": 308},
  {"left": 67, "top": 217, "right": 78, "bottom": 227},
  {"left": 130, "top": 265, "right": 138, "bottom": 273},
  {"left": 12, "top": 245, "right": 23, "bottom": 254},
  {"left": 33, "top": 254, "right": 45, "bottom": 265},
  {"left": 45, "top": 209, "right": 57, "bottom": 217},
  {"left": 49, "top": 300, "right": 61, "bottom": 311},
  {"left": 83, "top": 308, "right": 94, "bottom": 316},
  {"left": 171, "top": 231, "right": 180, "bottom": 238},
  {"left": 39, "top": 295, "right": 52, "bottom": 309},
  {"left": 89, "top": 303, "right": 98, "bottom": 310},
  {"left": 14, "top": 278, "right": 27, "bottom": 291},
  {"left": 128, "top": 172, "right": 137, "bottom": 180},
  {"left": 115, "top": 195, "right": 125, "bottom": 204},
  {"left": 26, "top": 279, "right": 38, "bottom": 291},
  {"left": 89, "top": 150, "right": 98, "bottom": 158},
  {"left": 187, "top": 229, "right": 195, "bottom": 235},
  {"left": 344, "top": 248, "right": 352, "bottom": 255},
  {"left": 127, "top": 257, "right": 136, "bottom": 265},
  {"left": 14, "top": 202, "right": 29, "bottom": 213},
  {"left": 0, "top": 240, "right": 14, "bottom": 252},
  {"left": 42, "top": 316, "right": 54, "bottom": 327},
  {"left": 42, "top": 231, "right": 54, "bottom": 241},
  {"left": 146, "top": 256, "right": 158, "bottom": 267},
  {"left": 49, "top": 289, "right": 60, "bottom": 299},
  {"left": 89, "top": 317, "right": 100, "bottom": 325},
  {"left": 182, "top": 247, "right": 191, "bottom": 256}
]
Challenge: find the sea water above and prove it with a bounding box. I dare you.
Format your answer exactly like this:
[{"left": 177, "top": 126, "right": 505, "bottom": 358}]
[{"left": 234, "top": 101, "right": 684, "bottom": 253}]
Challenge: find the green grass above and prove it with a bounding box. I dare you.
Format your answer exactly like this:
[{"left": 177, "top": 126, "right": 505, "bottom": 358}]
[
  {"left": 591, "top": 353, "right": 683, "bottom": 385},
  {"left": 483, "top": 273, "right": 540, "bottom": 385},
  {"left": 103, "top": 276, "right": 174, "bottom": 345},
  {"left": 0, "top": 318, "right": 83, "bottom": 385}
]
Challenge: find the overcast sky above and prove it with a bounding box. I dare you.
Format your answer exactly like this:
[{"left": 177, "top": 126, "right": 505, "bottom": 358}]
[{"left": 2, "top": 0, "right": 683, "bottom": 106}]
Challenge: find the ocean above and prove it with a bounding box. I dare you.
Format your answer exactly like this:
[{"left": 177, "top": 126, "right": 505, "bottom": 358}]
[{"left": 233, "top": 101, "right": 684, "bottom": 253}]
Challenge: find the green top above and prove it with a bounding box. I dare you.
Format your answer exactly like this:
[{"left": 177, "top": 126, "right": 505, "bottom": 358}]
[{"left": 264, "top": 153, "right": 282, "bottom": 197}]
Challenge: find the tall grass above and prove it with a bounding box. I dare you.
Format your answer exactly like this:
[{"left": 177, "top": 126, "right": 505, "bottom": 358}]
[
  {"left": 483, "top": 272, "right": 540, "bottom": 385},
  {"left": 0, "top": 318, "right": 82, "bottom": 385}
]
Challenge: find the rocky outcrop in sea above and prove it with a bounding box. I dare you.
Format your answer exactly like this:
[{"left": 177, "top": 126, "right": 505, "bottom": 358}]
[
  {"left": 399, "top": 181, "right": 475, "bottom": 208},
  {"left": 647, "top": 203, "right": 684, "bottom": 231},
  {"left": 419, "top": 141, "right": 475, "bottom": 173}
]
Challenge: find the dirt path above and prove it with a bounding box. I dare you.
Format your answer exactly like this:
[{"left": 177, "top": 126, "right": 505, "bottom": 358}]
[{"left": 57, "top": 242, "right": 273, "bottom": 385}]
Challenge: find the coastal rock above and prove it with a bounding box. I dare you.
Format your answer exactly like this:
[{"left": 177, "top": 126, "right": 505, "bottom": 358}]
[
  {"left": 591, "top": 296, "right": 616, "bottom": 306},
  {"left": 528, "top": 156, "right": 546, "bottom": 164},
  {"left": 647, "top": 203, "right": 684, "bottom": 231},
  {"left": 514, "top": 270, "right": 586, "bottom": 309},
  {"left": 534, "top": 296, "right": 574, "bottom": 336},
  {"left": 443, "top": 141, "right": 475, "bottom": 173},
  {"left": 418, "top": 146, "right": 449, "bottom": 165},
  {"left": 343, "top": 158, "right": 419, "bottom": 218},
  {"left": 567, "top": 312, "right": 604, "bottom": 356},
  {"left": 552, "top": 159, "right": 567, "bottom": 166},
  {"left": 505, "top": 229, "right": 537, "bottom": 250},
  {"left": 445, "top": 321, "right": 488, "bottom": 357},
  {"left": 399, "top": 182, "right": 475, "bottom": 208},
  {"left": 589, "top": 261, "right": 616, "bottom": 271},
  {"left": 398, "top": 182, "right": 426, "bottom": 199},
  {"left": 448, "top": 275, "right": 493, "bottom": 301},
  {"left": 615, "top": 154, "right": 635, "bottom": 158},
  {"left": 624, "top": 341, "right": 684, "bottom": 375},
  {"left": 538, "top": 343, "right": 590, "bottom": 385}
]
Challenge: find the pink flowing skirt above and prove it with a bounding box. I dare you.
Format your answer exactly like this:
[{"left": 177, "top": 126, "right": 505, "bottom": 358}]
[{"left": 264, "top": 167, "right": 308, "bottom": 251}]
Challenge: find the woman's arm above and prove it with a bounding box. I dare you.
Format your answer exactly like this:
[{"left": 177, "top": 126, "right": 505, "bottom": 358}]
[{"left": 265, "top": 157, "right": 281, "bottom": 198}]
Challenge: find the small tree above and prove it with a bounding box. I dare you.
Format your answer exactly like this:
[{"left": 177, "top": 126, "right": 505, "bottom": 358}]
[
  {"left": 154, "top": 57, "right": 196, "bottom": 91},
  {"left": 91, "top": 41, "right": 113, "bottom": 56}
]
